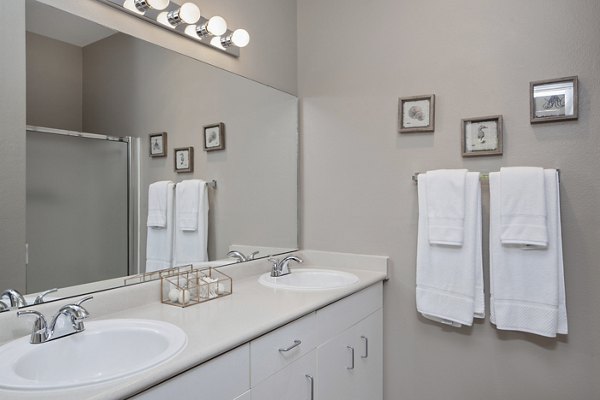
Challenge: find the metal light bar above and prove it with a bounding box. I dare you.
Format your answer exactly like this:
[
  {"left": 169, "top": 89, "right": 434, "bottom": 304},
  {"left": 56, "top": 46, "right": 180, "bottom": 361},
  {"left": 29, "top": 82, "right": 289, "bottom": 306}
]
[{"left": 96, "top": 0, "right": 241, "bottom": 57}]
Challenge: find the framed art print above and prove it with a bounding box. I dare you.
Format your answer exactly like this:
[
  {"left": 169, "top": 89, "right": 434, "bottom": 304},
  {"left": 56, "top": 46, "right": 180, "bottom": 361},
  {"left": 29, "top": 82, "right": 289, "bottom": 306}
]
[
  {"left": 174, "top": 147, "right": 194, "bottom": 173},
  {"left": 461, "top": 115, "right": 503, "bottom": 157},
  {"left": 149, "top": 132, "right": 167, "bottom": 157},
  {"left": 204, "top": 123, "right": 225, "bottom": 151},
  {"left": 398, "top": 94, "right": 435, "bottom": 133},
  {"left": 530, "top": 76, "right": 578, "bottom": 123}
]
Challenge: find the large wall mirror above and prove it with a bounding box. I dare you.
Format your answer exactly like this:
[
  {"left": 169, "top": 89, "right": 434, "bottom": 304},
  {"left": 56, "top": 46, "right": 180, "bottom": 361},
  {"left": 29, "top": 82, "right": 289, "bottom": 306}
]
[{"left": 0, "top": 0, "right": 297, "bottom": 311}]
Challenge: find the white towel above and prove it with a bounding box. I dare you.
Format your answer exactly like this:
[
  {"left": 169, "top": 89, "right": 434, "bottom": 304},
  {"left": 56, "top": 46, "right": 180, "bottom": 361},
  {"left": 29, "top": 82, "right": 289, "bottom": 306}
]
[
  {"left": 499, "top": 167, "right": 548, "bottom": 247},
  {"left": 146, "top": 181, "right": 175, "bottom": 272},
  {"left": 490, "top": 169, "right": 567, "bottom": 337},
  {"left": 416, "top": 172, "right": 484, "bottom": 327},
  {"left": 174, "top": 179, "right": 209, "bottom": 267},
  {"left": 176, "top": 180, "right": 202, "bottom": 231},
  {"left": 425, "top": 169, "right": 468, "bottom": 246},
  {"left": 147, "top": 181, "right": 171, "bottom": 228}
]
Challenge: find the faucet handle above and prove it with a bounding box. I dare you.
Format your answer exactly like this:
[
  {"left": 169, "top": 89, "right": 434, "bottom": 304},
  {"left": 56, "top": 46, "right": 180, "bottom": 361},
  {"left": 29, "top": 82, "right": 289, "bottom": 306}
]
[
  {"left": 249, "top": 251, "right": 260, "bottom": 260},
  {"left": 76, "top": 295, "right": 93, "bottom": 307},
  {"left": 268, "top": 257, "right": 279, "bottom": 267},
  {"left": 17, "top": 310, "right": 49, "bottom": 344},
  {"left": 33, "top": 288, "right": 58, "bottom": 305}
]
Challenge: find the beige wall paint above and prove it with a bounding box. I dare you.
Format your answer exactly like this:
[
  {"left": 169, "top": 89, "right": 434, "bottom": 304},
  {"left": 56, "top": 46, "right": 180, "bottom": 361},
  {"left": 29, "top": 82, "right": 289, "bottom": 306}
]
[
  {"left": 0, "top": 1, "right": 26, "bottom": 292},
  {"left": 26, "top": 32, "right": 83, "bottom": 131},
  {"left": 298, "top": 0, "right": 600, "bottom": 399},
  {"left": 82, "top": 34, "right": 297, "bottom": 264},
  {"left": 36, "top": 0, "right": 297, "bottom": 95}
]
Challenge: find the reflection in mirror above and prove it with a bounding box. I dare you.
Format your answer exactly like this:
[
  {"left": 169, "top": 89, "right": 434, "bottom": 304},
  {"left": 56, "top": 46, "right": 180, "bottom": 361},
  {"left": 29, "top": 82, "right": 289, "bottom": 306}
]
[{"left": 0, "top": 0, "right": 298, "bottom": 311}]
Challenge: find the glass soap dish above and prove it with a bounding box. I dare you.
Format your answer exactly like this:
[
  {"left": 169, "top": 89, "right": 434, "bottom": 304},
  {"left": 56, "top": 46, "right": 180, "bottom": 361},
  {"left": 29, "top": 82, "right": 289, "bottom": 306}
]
[{"left": 161, "top": 267, "right": 232, "bottom": 308}]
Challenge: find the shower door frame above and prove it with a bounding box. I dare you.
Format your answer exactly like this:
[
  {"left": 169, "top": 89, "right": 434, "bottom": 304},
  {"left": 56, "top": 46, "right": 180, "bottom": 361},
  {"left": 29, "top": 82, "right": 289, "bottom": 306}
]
[{"left": 26, "top": 125, "right": 140, "bottom": 278}]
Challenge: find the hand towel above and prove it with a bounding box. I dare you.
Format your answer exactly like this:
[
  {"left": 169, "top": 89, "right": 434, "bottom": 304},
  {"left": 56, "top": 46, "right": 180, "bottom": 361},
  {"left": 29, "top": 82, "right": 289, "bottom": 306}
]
[
  {"left": 490, "top": 169, "right": 567, "bottom": 337},
  {"left": 146, "top": 181, "right": 175, "bottom": 272},
  {"left": 499, "top": 167, "right": 548, "bottom": 247},
  {"left": 425, "top": 169, "right": 468, "bottom": 246},
  {"left": 174, "top": 180, "right": 209, "bottom": 267},
  {"left": 416, "top": 172, "right": 484, "bottom": 327},
  {"left": 176, "top": 180, "right": 202, "bottom": 231},
  {"left": 146, "top": 181, "right": 171, "bottom": 228}
]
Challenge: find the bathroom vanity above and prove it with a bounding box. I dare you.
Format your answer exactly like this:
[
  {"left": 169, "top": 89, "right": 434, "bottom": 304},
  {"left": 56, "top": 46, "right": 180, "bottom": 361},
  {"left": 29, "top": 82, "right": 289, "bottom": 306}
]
[{"left": 0, "top": 251, "right": 387, "bottom": 400}]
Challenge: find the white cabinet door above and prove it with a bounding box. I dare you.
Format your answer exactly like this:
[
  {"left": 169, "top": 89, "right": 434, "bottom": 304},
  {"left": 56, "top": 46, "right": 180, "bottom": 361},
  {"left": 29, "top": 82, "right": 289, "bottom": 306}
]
[
  {"left": 353, "top": 309, "right": 383, "bottom": 400},
  {"left": 252, "top": 351, "right": 316, "bottom": 400},
  {"left": 315, "top": 327, "right": 357, "bottom": 400},
  {"left": 316, "top": 310, "right": 383, "bottom": 400}
]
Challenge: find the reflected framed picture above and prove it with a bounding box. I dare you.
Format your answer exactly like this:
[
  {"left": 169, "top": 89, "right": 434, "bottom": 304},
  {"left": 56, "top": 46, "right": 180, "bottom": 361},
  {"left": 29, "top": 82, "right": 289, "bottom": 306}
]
[
  {"left": 398, "top": 94, "right": 435, "bottom": 133},
  {"left": 174, "top": 147, "right": 194, "bottom": 173},
  {"left": 204, "top": 123, "right": 225, "bottom": 151},
  {"left": 530, "top": 76, "right": 578, "bottom": 123},
  {"left": 461, "top": 115, "right": 503, "bottom": 157},
  {"left": 149, "top": 132, "right": 167, "bottom": 157}
]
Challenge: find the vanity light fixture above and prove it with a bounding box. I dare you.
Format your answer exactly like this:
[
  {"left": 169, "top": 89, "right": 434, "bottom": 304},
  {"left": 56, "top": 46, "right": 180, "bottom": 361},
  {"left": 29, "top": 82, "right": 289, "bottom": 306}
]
[{"left": 97, "top": 0, "right": 249, "bottom": 57}]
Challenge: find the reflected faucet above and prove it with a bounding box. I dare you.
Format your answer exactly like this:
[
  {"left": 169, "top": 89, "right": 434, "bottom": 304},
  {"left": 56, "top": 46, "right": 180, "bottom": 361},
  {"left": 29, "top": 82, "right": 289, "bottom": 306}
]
[
  {"left": 227, "top": 250, "right": 259, "bottom": 262},
  {"left": 17, "top": 296, "right": 93, "bottom": 344},
  {"left": 33, "top": 288, "right": 58, "bottom": 305},
  {"left": 269, "top": 255, "right": 303, "bottom": 277},
  {"left": 0, "top": 289, "right": 27, "bottom": 309}
]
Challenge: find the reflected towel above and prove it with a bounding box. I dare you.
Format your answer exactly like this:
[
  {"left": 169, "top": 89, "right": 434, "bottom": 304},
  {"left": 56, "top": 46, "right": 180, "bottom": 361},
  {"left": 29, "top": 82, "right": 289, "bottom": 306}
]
[
  {"left": 174, "top": 180, "right": 209, "bottom": 266},
  {"left": 425, "top": 169, "right": 468, "bottom": 246},
  {"left": 146, "top": 182, "right": 175, "bottom": 272},
  {"left": 147, "top": 181, "right": 171, "bottom": 228}
]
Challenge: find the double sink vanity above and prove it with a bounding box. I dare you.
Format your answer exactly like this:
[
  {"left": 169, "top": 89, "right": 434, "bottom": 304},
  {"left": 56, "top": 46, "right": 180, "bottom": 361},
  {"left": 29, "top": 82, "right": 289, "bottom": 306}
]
[{"left": 0, "top": 250, "right": 388, "bottom": 399}]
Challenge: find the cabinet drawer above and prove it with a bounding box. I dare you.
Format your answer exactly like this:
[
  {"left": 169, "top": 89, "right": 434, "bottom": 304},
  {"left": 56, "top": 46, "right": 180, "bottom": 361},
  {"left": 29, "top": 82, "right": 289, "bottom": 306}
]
[
  {"left": 252, "top": 351, "right": 316, "bottom": 400},
  {"left": 250, "top": 312, "right": 317, "bottom": 386},
  {"left": 316, "top": 282, "right": 382, "bottom": 344},
  {"left": 131, "top": 344, "right": 250, "bottom": 400}
]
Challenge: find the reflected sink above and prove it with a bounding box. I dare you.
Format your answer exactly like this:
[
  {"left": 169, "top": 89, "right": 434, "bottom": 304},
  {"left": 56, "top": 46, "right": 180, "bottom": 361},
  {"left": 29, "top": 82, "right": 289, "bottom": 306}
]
[
  {"left": 0, "top": 319, "right": 187, "bottom": 390},
  {"left": 258, "top": 268, "right": 359, "bottom": 290}
]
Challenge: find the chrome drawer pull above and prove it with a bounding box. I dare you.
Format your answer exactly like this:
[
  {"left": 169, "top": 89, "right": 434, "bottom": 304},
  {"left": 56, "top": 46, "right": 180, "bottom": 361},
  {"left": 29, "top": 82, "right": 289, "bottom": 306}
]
[
  {"left": 347, "top": 346, "right": 355, "bottom": 370},
  {"left": 361, "top": 336, "right": 369, "bottom": 358},
  {"left": 279, "top": 339, "right": 301, "bottom": 352},
  {"left": 305, "top": 374, "right": 314, "bottom": 400}
]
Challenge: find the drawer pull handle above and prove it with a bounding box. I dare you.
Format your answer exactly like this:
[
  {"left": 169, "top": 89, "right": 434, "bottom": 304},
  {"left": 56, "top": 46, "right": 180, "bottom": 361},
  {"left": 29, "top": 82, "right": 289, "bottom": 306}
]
[
  {"left": 361, "top": 336, "right": 369, "bottom": 358},
  {"left": 347, "top": 346, "right": 355, "bottom": 370},
  {"left": 279, "top": 339, "right": 301, "bottom": 352},
  {"left": 305, "top": 374, "right": 314, "bottom": 400}
]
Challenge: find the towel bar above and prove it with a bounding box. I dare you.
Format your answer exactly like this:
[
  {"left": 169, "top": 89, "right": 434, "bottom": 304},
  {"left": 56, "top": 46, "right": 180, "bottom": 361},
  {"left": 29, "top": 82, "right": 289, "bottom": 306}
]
[{"left": 412, "top": 169, "right": 560, "bottom": 184}]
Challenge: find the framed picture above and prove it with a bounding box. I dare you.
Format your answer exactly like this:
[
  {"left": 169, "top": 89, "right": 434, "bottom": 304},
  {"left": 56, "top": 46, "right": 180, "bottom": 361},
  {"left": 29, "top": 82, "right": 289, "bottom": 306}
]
[
  {"left": 204, "top": 123, "right": 225, "bottom": 151},
  {"left": 149, "top": 132, "right": 167, "bottom": 157},
  {"left": 530, "top": 76, "right": 578, "bottom": 123},
  {"left": 398, "top": 94, "right": 435, "bottom": 133},
  {"left": 174, "top": 147, "right": 194, "bottom": 173},
  {"left": 461, "top": 115, "right": 503, "bottom": 157}
]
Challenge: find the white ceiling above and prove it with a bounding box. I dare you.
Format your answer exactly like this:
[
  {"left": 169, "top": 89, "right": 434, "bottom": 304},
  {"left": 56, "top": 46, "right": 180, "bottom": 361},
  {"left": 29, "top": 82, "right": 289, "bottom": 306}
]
[{"left": 26, "top": 0, "right": 116, "bottom": 47}]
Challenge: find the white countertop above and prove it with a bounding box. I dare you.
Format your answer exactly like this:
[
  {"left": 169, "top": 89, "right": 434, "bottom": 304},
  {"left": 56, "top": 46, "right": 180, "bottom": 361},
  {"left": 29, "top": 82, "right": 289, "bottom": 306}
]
[{"left": 0, "top": 250, "right": 388, "bottom": 400}]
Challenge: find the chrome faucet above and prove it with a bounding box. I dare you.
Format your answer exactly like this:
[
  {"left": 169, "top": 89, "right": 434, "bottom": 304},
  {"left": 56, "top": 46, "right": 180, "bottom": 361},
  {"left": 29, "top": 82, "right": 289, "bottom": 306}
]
[
  {"left": 269, "top": 255, "right": 303, "bottom": 277},
  {"left": 0, "top": 289, "right": 27, "bottom": 309},
  {"left": 227, "top": 250, "right": 259, "bottom": 262},
  {"left": 17, "top": 296, "right": 93, "bottom": 344}
]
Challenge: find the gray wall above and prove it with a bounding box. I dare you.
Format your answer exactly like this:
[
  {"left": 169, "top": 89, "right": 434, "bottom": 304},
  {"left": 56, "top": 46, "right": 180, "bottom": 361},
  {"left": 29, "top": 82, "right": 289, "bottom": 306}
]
[
  {"left": 0, "top": 1, "right": 26, "bottom": 292},
  {"left": 26, "top": 31, "right": 83, "bottom": 131},
  {"left": 82, "top": 34, "right": 297, "bottom": 263},
  {"left": 298, "top": 0, "right": 600, "bottom": 399}
]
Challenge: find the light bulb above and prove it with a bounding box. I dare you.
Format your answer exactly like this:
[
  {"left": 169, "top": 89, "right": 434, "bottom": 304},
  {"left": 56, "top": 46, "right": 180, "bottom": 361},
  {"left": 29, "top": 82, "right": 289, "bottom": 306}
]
[
  {"left": 179, "top": 3, "right": 201, "bottom": 24},
  {"left": 166, "top": 2, "right": 200, "bottom": 26},
  {"left": 231, "top": 29, "right": 250, "bottom": 47},
  {"left": 132, "top": 0, "right": 169, "bottom": 12},
  {"left": 207, "top": 16, "right": 227, "bottom": 36}
]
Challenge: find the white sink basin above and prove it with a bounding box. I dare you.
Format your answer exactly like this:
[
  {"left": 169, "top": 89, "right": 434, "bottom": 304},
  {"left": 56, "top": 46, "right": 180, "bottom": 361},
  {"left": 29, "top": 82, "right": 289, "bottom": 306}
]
[
  {"left": 0, "top": 319, "right": 187, "bottom": 390},
  {"left": 258, "top": 268, "right": 359, "bottom": 290}
]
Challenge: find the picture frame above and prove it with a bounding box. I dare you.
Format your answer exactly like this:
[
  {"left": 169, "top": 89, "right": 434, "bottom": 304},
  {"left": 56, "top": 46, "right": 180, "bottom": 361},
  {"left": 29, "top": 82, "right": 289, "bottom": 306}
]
[
  {"left": 203, "top": 123, "right": 225, "bottom": 151},
  {"left": 398, "top": 94, "right": 435, "bottom": 133},
  {"left": 149, "top": 132, "right": 167, "bottom": 157},
  {"left": 530, "top": 76, "right": 578, "bottom": 124},
  {"left": 174, "top": 147, "right": 194, "bottom": 173},
  {"left": 461, "top": 115, "right": 503, "bottom": 157}
]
